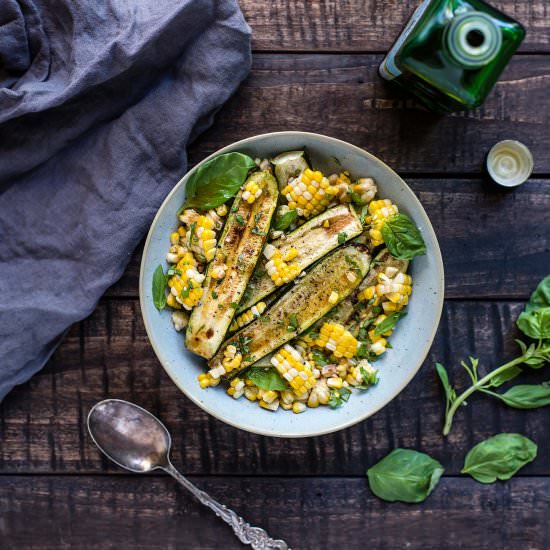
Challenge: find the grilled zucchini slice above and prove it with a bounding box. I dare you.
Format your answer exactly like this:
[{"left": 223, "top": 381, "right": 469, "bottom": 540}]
[
  {"left": 238, "top": 205, "right": 363, "bottom": 312},
  {"left": 272, "top": 150, "right": 309, "bottom": 190},
  {"left": 209, "top": 245, "right": 371, "bottom": 377},
  {"left": 186, "top": 171, "right": 278, "bottom": 358},
  {"left": 307, "top": 249, "right": 407, "bottom": 333}
]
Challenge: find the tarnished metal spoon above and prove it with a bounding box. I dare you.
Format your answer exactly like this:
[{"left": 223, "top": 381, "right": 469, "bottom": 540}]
[{"left": 87, "top": 399, "right": 288, "bottom": 550}]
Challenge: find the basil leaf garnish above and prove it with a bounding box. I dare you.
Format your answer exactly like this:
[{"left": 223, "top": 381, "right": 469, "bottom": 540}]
[
  {"left": 247, "top": 367, "right": 288, "bottom": 391},
  {"left": 152, "top": 264, "right": 167, "bottom": 311},
  {"left": 373, "top": 311, "right": 407, "bottom": 336},
  {"left": 183, "top": 152, "right": 256, "bottom": 210},
  {"left": 367, "top": 449, "right": 444, "bottom": 503},
  {"left": 273, "top": 209, "right": 298, "bottom": 231},
  {"left": 381, "top": 213, "right": 426, "bottom": 260},
  {"left": 461, "top": 433, "right": 537, "bottom": 483}
]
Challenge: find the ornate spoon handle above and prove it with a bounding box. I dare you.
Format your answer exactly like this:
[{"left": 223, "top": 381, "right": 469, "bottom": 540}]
[{"left": 163, "top": 462, "right": 289, "bottom": 549}]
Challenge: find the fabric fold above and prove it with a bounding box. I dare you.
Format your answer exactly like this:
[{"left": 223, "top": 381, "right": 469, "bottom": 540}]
[{"left": 0, "top": 0, "right": 252, "bottom": 400}]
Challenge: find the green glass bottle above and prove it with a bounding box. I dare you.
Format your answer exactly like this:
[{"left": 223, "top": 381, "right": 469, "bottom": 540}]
[{"left": 379, "top": 0, "right": 525, "bottom": 112}]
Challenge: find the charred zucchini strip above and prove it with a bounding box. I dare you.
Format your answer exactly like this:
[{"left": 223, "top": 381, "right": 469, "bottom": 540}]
[
  {"left": 186, "top": 171, "right": 278, "bottom": 358},
  {"left": 272, "top": 150, "right": 309, "bottom": 190},
  {"left": 209, "top": 245, "right": 371, "bottom": 378},
  {"left": 238, "top": 205, "right": 363, "bottom": 312}
]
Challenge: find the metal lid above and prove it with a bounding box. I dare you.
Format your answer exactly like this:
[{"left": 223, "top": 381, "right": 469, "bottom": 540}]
[{"left": 486, "top": 140, "right": 533, "bottom": 187}]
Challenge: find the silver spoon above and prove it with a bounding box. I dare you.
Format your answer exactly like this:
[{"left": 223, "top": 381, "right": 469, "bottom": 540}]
[{"left": 87, "top": 399, "right": 289, "bottom": 550}]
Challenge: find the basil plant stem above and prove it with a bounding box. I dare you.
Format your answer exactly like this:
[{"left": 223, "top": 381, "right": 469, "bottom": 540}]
[{"left": 442, "top": 355, "right": 527, "bottom": 436}]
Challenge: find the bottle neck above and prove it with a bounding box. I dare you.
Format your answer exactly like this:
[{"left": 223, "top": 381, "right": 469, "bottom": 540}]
[{"left": 445, "top": 11, "right": 502, "bottom": 69}]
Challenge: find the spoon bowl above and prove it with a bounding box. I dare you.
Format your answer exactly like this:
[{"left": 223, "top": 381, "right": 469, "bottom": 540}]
[{"left": 87, "top": 399, "right": 171, "bottom": 473}]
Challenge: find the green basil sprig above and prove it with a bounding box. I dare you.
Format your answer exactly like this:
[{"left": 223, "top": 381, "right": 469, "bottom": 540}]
[
  {"left": 381, "top": 213, "right": 426, "bottom": 260},
  {"left": 247, "top": 367, "right": 288, "bottom": 391},
  {"left": 436, "top": 274, "right": 550, "bottom": 435},
  {"left": 461, "top": 433, "right": 537, "bottom": 483},
  {"left": 183, "top": 152, "right": 256, "bottom": 211},
  {"left": 367, "top": 449, "right": 444, "bottom": 503},
  {"left": 152, "top": 264, "right": 168, "bottom": 311}
]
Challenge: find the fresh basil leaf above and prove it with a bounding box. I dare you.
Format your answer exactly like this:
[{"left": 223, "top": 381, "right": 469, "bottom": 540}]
[
  {"left": 247, "top": 367, "right": 288, "bottom": 391},
  {"left": 184, "top": 152, "right": 256, "bottom": 210},
  {"left": 287, "top": 313, "right": 299, "bottom": 332},
  {"left": 488, "top": 366, "right": 522, "bottom": 387},
  {"left": 356, "top": 366, "right": 379, "bottom": 389},
  {"left": 494, "top": 382, "right": 550, "bottom": 409},
  {"left": 367, "top": 449, "right": 444, "bottom": 503},
  {"left": 273, "top": 209, "right": 298, "bottom": 231},
  {"left": 525, "top": 274, "right": 550, "bottom": 314},
  {"left": 435, "top": 362, "right": 456, "bottom": 406},
  {"left": 311, "top": 349, "right": 330, "bottom": 367},
  {"left": 152, "top": 264, "right": 167, "bottom": 311},
  {"left": 350, "top": 191, "right": 364, "bottom": 206},
  {"left": 328, "top": 387, "right": 352, "bottom": 409},
  {"left": 517, "top": 307, "right": 550, "bottom": 340},
  {"left": 461, "top": 433, "right": 537, "bottom": 483},
  {"left": 381, "top": 213, "right": 426, "bottom": 261},
  {"left": 374, "top": 311, "right": 407, "bottom": 336},
  {"left": 338, "top": 231, "right": 347, "bottom": 244}
]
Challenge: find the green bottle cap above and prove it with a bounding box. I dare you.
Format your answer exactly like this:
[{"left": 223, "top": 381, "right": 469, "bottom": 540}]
[{"left": 487, "top": 140, "right": 533, "bottom": 187}]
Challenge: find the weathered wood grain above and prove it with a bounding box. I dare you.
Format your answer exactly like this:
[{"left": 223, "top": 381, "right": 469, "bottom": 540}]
[
  {"left": 187, "top": 55, "right": 550, "bottom": 174},
  {"left": 241, "top": 0, "right": 550, "bottom": 53},
  {"left": 1, "top": 476, "right": 548, "bottom": 549},
  {"left": 106, "top": 179, "right": 550, "bottom": 299},
  {"left": 1, "top": 300, "right": 549, "bottom": 475}
]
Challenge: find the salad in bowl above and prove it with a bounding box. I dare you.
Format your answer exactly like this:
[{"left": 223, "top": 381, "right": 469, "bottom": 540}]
[{"left": 150, "top": 145, "right": 428, "bottom": 416}]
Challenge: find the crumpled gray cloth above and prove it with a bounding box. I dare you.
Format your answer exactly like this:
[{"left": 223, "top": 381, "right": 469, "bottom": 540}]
[{"left": 0, "top": 0, "right": 251, "bottom": 400}]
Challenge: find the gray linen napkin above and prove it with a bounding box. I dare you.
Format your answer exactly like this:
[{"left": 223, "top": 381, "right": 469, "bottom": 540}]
[{"left": 0, "top": 0, "right": 252, "bottom": 399}]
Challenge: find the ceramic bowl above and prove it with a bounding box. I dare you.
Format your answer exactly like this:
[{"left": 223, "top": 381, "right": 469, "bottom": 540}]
[{"left": 139, "top": 132, "right": 444, "bottom": 437}]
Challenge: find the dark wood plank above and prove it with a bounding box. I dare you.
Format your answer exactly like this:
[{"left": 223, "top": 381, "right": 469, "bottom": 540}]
[
  {"left": 106, "top": 178, "right": 550, "bottom": 299},
  {"left": 1, "top": 300, "right": 549, "bottom": 475},
  {"left": 1, "top": 475, "right": 549, "bottom": 549},
  {"left": 241, "top": 0, "right": 550, "bottom": 53},
  {"left": 187, "top": 54, "right": 550, "bottom": 174}
]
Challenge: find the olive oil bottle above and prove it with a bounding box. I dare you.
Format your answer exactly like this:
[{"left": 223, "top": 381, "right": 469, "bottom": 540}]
[{"left": 379, "top": 0, "right": 525, "bottom": 112}]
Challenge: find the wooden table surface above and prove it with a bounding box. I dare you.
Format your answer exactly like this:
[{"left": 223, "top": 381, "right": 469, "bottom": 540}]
[{"left": 2, "top": 1, "right": 550, "bottom": 548}]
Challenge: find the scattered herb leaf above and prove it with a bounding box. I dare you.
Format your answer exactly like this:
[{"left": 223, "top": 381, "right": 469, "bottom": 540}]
[
  {"left": 152, "top": 265, "right": 167, "bottom": 311},
  {"left": 273, "top": 209, "right": 298, "bottom": 231},
  {"left": 287, "top": 313, "right": 299, "bottom": 332},
  {"left": 461, "top": 433, "right": 537, "bottom": 483},
  {"left": 373, "top": 311, "right": 407, "bottom": 336},
  {"left": 367, "top": 449, "right": 444, "bottom": 503},
  {"left": 338, "top": 231, "right": 347, "bottom": 244},
  {"left": 247, "top": 367, "right": 288, "bottom": 391}
]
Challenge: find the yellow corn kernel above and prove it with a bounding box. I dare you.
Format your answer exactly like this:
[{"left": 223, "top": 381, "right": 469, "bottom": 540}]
[
  {"left": 282, "top": 168, "right": 340, "bottom": 218},
  {"left": 229, "top": 302, "right": 267, "bottom": 331},
  {"left": 315, "top": 322, "right": 359, "bottom": 359},
  {"left": 197, "top": 372, "right": 220, "bottom": 389},
  {"left": 265, "top": 248, "right": 302, "bottom": 286},
  {"left": 216, "top": 204, "right": 228, "bottom": 216},
  {"left": 366, "top": 199, "right": 399, "bottom": 247},
  {"left": 328, "top": 291, "right": 339, "bottom": 305},
  {"left": 292, "top": 402, "right": 306, "bottom": 414},
  {"left": 327, "top": 377, "right": 343, "bottom": 389},
  {"left": 271, "top": 345, "right": 316, "bottom": 397},
  {"left": 166, "top": 294, "right": 181, "bottom": 310},
  {"left": 170, "top": 232, "right": 180, "bottom": 245}
]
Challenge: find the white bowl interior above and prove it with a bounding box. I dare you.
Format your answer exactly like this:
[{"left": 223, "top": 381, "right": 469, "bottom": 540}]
[{"left": 140, "top": 132, "right": 444, "bottom": 437}]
